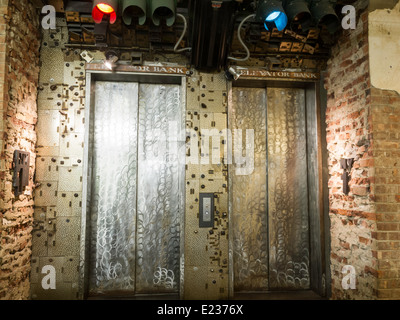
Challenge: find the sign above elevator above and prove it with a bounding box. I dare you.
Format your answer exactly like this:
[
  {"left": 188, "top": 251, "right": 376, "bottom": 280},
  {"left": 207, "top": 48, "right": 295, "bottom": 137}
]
[
  {"left": 235, "top": 68, "right": 320, "bottom": 81},
  {"left": 86, "top": 63, "right": 189, "bottom": 76}
]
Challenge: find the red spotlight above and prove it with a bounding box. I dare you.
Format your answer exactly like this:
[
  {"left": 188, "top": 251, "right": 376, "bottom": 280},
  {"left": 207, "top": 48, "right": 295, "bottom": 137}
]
[{"left": 92, "top": 0, "right": 118, "bottom": 24}]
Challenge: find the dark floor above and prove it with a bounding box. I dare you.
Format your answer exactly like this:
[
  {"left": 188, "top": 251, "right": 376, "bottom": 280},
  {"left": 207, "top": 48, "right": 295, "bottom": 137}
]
[
  {"left": 88, "top": 290, "right": 325, "bottom": 300},
  {"left": 233, "top": 290, "right": 325, "bottom": 300}
]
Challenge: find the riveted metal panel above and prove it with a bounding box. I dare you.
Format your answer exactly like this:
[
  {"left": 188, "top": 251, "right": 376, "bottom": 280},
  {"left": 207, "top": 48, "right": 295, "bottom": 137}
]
[
  {"left": 47, "top": 217, "right": 81, "bottom": 256},
  {"left": 199, "top": 91, "right": 227, "bottom": 113},
  {"left": 36, "top": 110, "right": 60, "bottom": 147},
  {"left": 58, "top": 166, "right": 82, "bottom": 191},
  {"left": 63, "top": 256, "right": 80, "bottom": 282},
  {"left": 184, "top": 72, "right": 229, "bottom": 300},
  {"left": 32, "top": 231, "right": 48, "bottom": 257},
  {"left": 199, "top": 73, "right": 227, "bottom": 92},
  {"left": 59, "top": 133, "right": 84, "bottom": 157},
  {"left": 39, "top": 46, "right": 65, "bottom": 84},
  {"left": 184, "top": 266, "right": 208, "bottom": 300},
  {"left": 35, "top": 157, "right": 60, "bottom": 181},
  {"left": 35, "top": 182, "right": 58, "bottom": 207},
  {"left": 57, "top": 191, "right": 82, "bottom": 217}
]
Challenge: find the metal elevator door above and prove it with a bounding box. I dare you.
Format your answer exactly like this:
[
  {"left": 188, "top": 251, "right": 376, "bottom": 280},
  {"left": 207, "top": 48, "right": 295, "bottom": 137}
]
[
  {"left": 231, "top": 87, "right": 310, "bottom": 292},
  {"left": 88, "top": 82, "right": 184, "bottom": 296}
]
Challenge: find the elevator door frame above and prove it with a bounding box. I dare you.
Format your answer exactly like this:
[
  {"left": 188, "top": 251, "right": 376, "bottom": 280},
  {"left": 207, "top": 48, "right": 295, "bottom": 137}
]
[
  {"left": 79, "top": 71, "right": 187, "bottom": 300},
  {"left": 227, "top": 78, "right": 330, "bottom": 299}
]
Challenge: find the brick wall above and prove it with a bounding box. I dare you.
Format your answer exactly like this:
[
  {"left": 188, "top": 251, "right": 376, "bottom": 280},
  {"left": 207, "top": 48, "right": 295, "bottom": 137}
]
[
  {"left": 371, "top": 87, "right": 400, "bottom": 299},
  {"left": 325, "top": 0, "right": 400, "bottom": 300},
  {"left": 0, "top": 0, "right": 40, "bottom": 300},
  {"left": 324, "top": 1, "right": 378, "bottom": 299}
]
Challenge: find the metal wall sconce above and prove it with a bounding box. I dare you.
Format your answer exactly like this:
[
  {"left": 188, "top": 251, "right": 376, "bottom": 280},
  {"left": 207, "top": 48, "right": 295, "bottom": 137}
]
[
  {"left": 340, "top": 158, "right": 353, "bottom": 195},
  {"left": 12, "top": 150, "right": 30, "bottom": 197}
]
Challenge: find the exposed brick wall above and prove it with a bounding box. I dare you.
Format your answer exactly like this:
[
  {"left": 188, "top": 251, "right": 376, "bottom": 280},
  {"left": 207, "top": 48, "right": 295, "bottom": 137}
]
[
  {"left": 371, "top": 87, "right": 400, "bottom": 299},
  {"left": 324, "top": 2, "right": 378, "bottom": 299},
  {"left": 0, "top": 0, "right": 40, "bottom": 300}
]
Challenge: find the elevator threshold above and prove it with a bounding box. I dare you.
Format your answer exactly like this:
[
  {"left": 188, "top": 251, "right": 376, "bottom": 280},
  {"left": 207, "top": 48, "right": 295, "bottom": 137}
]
[{"left": 233, "top": 290, "right": 326, "bottom": 300}]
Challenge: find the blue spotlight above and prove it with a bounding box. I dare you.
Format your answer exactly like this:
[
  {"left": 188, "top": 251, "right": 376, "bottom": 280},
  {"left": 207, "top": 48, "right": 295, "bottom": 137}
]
[
  {"left": 256, "top": 0, "right": 288, "bottom": 32},
  {"left": 266, "top": 11, "right": 280, "bottom": 21}
]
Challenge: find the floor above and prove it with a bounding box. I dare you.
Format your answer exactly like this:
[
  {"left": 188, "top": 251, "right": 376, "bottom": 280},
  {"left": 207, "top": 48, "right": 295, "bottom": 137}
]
[{"left": 88, "top": 290, "right": 325, "bottom": 300}]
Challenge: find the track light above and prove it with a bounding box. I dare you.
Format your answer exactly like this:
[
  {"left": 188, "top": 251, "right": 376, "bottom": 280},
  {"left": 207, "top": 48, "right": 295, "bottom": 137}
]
[
  {"left": 309, "top": 0, "right": 340, "bottom": 34},
  {"left": 284, "top": 0, "right": 312, "bottom": 31},
  {"left": 122, "top": 0, "right": 147, "bottom": 26},
  {"left": 92, "top": 0, "right": 118, "bottom": 24},
  {"left": 150, "top": 0, "right": 177, "bottom": 27},
  {"left": 256, "top": 0, "right": 288, "bottom": 31},
  {"left": 104, "top": 50, "right": 119, "bottom": 70}
]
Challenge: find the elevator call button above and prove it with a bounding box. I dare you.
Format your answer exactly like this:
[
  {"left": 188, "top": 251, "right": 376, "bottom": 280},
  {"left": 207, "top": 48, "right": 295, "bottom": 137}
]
[{"left": 199, "top": 193, "right": 214, "bottom": 228}]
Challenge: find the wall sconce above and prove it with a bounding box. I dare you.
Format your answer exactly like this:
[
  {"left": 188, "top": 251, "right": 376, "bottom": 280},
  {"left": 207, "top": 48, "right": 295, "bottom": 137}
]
[
  {"left": 340, "top": 158, "right": 353, "bottom": 195},
  {"left": 103, "top": 50, "right": 119, "bottom": 70},
  {"left": 12, "top": 150, "right": 30, "bottom": 197},
  {"left": 225, "top": 67, "right": 242, "bottom": 81}
]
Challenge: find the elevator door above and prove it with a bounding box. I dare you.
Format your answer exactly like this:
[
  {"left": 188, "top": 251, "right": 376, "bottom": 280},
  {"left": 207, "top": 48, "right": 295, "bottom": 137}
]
[
  {"left": 231, "top": 87, "right": 310, "bottom": 292},
  {"left": 89, "top": 82, "right": 184, "bottom": 296}
]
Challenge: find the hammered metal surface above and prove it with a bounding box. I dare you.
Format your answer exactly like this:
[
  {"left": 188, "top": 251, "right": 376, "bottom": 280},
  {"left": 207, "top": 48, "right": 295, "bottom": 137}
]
[
  {"left": 136, "top": 84, "right": 182, "bottom": 294},
  {"left": 88, "top": 82, "right": 183, "bottom": 295},
  {"left": 267, "top": 87, "right": 310, "bottom": 290},
  {"left": 89, "top": 82, "right": 139, "bottom": 294},
  {"left": 231, "top": 88, "right": 268, "bottom": 292}
]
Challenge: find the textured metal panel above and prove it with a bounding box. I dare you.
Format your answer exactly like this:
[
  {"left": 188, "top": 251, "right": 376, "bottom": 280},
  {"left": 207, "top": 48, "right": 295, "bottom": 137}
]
[
  {"left": 89, "top": 82, "right": 139, "bottom": 294},
  {"left": 38, "top": 84, "right": 64, "bottom": 110},
  {"left": 187, "top": 76, "right": 200, "bottom": 111},
  {"left": 32, "top": 231, "right": 48, "bottom": 257},
  {"left": 35, "top": 182, "right": 58, "bottom": 207},
  {"left": 39, "top": 47, "right": 64, "bottom": 84},
  {"left": 200, "top": 73, "right": 227, "bottom": 92},
  {"left": 36, "top": 110, "right": 60, "bottom": 147},
  {"left": 57, "top": 191, "right": 82, "bottom": 216},
  {"left": 63, "top": 256, "right": 80, "bottom": 282},
  {"left": 199, "top": 91, "right": 227, "bottom": 113},
  {"left": 135, "top": 84, "right": 182, "bottom": 294},
  {"left": 88, "top": 81, "right": 184, "bottom": 296},
  {"left": 59, "top": 133, "right": 84, "bottom": 157},
  {"left": 35, "top": 157, "right": 60, "bottom": 181},
  {"left": 231, "top": 88, "right": 268, "bottom": 292},
  {"left": 184, "top": 266, "right": 208, "bottom": 300},
  {"left": 58, "top": 166, "right": 82, "bottom": 191},
  {"left": 183, "top": 72, "right": 229, "bottom": 300},
  {"left": 63, "top": 60, "right": 85, "bottom": 85},
  {"left": 48, "top": 217, "right": 81, "bottom": 256},
  {"left": 267, "top": 87, "right": 310, "bottom": 290}
]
